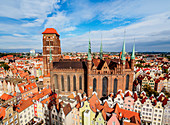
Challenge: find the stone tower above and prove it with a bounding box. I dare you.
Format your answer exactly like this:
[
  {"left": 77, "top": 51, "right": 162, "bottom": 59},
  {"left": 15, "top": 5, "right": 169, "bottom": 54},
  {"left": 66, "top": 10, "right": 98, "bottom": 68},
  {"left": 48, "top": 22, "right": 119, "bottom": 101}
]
[{"left": 42, "top": 28, "right": 61, "bottom": 76}]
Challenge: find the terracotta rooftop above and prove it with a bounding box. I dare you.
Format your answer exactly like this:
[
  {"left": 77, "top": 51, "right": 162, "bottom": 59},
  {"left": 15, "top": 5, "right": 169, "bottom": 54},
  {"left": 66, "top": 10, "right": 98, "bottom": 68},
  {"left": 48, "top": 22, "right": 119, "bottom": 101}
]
[
  {"left": 42, "top": 28, "right": 60, "bottom": 36},
  {"left": 0, "top": 107, "right": 6, "bottom": 120},
  {"left": 15, "top": 98, "right": 33, "bottom": 113},
  {"left": 0, "top": 93, "right": 13, "bottom": 100}
]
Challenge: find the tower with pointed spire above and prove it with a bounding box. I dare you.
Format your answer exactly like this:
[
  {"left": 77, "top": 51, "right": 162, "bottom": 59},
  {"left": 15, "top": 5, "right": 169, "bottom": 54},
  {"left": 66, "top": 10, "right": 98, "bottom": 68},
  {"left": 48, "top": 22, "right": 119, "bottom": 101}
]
[
  {"left": 131, "top": 42, "right": 135, "bottom": 71},
  {"left": 87, "top": 35, "right": 92, "bottom": 96},
  {"left": 87, "top": 39, "right": 92, "bottom": 61},
  {"left": 100, "top": 35, "right": 103, "bottom": 60}
]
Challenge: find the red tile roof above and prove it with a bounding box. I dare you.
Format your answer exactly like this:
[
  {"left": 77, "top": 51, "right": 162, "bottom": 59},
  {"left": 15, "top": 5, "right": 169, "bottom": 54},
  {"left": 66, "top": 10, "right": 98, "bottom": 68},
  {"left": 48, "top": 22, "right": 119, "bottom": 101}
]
[
  {"left": 42, "top": 28, "right": 60, "bottom": 35},
  {"left": 32, "top": 88, "right": 52, "bottom": 100},
  {"left": 0, "top": 107, "right": 6, "bottom": 120},
  {"left": 89, "top": 93, "right": 100, "bottom": 112},
  {"left": 15, "top": 98, "right": 33, "bottom": 112},
  {"left": 0, "top": 93, "right": 13, "bottom": 100},
  {"left": 115, "top": 104, "right": 141, "bottom": 124}
]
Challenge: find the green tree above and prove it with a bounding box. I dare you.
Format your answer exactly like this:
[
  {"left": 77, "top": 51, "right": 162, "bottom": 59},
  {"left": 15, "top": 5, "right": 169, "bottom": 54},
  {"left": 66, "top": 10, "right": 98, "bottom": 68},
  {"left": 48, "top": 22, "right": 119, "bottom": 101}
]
[
  {"left": 143, "top": 84, "right": 159, "bottom": 97},
  {"left": 0, "top": 63, "right": 10, "bottom": 70}
]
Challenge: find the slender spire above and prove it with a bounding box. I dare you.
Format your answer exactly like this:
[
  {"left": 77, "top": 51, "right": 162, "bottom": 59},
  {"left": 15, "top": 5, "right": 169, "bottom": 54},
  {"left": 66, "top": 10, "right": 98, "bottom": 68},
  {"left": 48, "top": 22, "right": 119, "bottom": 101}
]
[
  {"left": 121, "top": 30, "right": 126, "bottom": 60},
  {"left": 87, "top": 31, "right": 92, "bottom": 61},
  {"left": 131, "top": 38, "right": 135, "bottom": 59},
  {"left": 100, "top": 34, "right": 103, "bottom": 60},
  {"left": 49, "top": 44, "right": 52, "bottom": 63}
]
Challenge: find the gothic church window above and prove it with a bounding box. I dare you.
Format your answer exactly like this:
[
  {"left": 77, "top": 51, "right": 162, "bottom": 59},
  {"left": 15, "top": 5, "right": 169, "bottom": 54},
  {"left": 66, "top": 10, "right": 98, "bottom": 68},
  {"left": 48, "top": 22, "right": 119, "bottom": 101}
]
[
  {"left": 93, "top": 78, "right": 97, "bottom": 92},
  {"left": 79, "top": 76, "right": 82, "bottom": 90},
  {"left": 61, "top": 75, "right": 64, "bottom": 91},
  {"left": 114, "top": 78, "right": 118, "bottom": 94},
  {"left": 73, "top": 75, "right": 76, "bottom": 91},
  {"left": 126, "top": 75, "right": 129, "bottom": 90},
  {"left": 53, "top": 75, "right": 58, "bottom": 89},
  {"left": 102, "top": 77, "right": 108, "bottom": 96},
  {"left": 67, "top": 75, "right": 70, "bottom": 91}
]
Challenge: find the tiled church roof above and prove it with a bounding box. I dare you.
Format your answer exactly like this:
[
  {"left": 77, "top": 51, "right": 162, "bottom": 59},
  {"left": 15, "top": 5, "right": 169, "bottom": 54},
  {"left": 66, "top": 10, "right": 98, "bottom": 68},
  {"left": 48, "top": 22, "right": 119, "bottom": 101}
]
[{"left": 53, "top": 61, "right": 84, "bottom": 69}]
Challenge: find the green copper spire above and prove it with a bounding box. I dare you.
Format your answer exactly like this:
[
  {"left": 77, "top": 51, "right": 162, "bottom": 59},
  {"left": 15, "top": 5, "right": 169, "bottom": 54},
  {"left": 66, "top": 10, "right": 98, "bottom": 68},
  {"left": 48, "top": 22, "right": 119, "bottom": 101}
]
[
  {"left": 100, "top": 34, "right": 103, "bottom": 60},
  {"left": 121, "top": 30, "right": 126, "bottom": 61},
  {"left": 49, "top": 45, "right": 52, "bottom": 63},
  {"left": 87, "top": 36, "right": 91, "bottom": 61},
  {"left": 121, "top": 41, "right": 126, "bottom": 60},
  {"left": 131, "top": 40, "right": 135, "bottom": 60}
]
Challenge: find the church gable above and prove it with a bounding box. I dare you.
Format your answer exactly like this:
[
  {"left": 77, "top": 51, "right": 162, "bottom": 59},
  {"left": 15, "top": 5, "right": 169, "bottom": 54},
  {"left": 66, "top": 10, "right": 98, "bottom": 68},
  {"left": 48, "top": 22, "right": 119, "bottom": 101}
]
[{"left": 101, "top": 62, "right": 109, "bottom": 71}]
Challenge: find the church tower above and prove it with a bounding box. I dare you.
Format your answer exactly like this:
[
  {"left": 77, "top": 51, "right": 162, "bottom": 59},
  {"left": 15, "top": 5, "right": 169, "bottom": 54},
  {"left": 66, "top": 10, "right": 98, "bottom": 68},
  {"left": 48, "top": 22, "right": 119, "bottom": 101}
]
[{"left": 42, "top": 28, "right": 61, "bottom": 76}]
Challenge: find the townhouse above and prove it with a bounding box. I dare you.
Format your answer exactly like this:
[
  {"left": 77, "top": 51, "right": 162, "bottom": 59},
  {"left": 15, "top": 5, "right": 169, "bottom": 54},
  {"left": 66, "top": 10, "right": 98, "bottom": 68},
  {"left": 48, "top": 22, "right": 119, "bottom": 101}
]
[{"left": 15, "top": 98, "right": 34, "bottom": 125}]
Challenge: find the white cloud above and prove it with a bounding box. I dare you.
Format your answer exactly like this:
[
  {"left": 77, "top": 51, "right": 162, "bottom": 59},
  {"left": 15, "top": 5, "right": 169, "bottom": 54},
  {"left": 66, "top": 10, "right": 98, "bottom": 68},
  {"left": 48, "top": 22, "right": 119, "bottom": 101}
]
[{"left": 61, "top": 12, "right": 170, "bottom": 52}]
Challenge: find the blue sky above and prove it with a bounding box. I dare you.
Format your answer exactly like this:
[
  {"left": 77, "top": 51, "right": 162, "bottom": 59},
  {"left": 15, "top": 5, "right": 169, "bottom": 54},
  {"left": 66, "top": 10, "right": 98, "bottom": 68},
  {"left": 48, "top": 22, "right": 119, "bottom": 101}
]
[{"left": 0, "top": 0, "right": 170, "bottom": 52}]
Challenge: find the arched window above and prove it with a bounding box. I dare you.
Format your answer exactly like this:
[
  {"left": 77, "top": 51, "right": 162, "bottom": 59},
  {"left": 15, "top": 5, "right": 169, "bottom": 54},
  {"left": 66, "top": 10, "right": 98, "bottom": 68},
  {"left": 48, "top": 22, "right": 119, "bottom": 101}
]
[
  {"left": 53, "top": 75, "right": 58, "bottom": 89},
  {"left": 73, "top": 75, "right": 76, "bottom": 91},
  {"left": 93, "top": 78, "right": 97, "bottom": 92},
  {"left": 67, "top": 75, "right": 70, "bottom": 91},
  {"left": 126, "top": 75, "right": 129, "bottom": 90},
  {"left": 79, "top": 76, "right": 82, "bottom": 90},
  {"left": 113, "top": 78, "right": 118, "bottom": 94},
  {"left": 61, "top": 75, "right": 64, "bottom": 91},
  {"left": 102, "top": 77, "right": 108, "bottom": 96}
]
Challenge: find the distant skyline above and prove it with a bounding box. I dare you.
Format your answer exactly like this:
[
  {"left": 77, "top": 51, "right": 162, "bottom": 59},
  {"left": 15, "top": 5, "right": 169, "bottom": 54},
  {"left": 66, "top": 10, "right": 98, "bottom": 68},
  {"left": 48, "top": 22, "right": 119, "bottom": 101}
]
[{"left": 0, "top": 0, "right": 170, "bottom": 52}]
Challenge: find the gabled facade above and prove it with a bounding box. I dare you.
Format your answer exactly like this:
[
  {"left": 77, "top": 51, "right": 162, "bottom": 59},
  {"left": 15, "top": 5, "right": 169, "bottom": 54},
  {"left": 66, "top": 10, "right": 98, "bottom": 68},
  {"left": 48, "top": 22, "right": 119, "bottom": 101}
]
[
  {"left": 152, "top": 101, "right": 163, "bottom": 125},
  {"left": 114, "top": 93, "right": 124, "bottom": 108},
  {"left": 16, "top": 98, "right": 34, "bottom": 125},
  {"left": 79, "top": 100, "right": 95, "bottom": 125},
  {"left": 141, "top": 99, "right": 153, "bottom": 124},
  {"left": 163, "top": 101, "right": 170, "bottom": 125},
  {"left": 133, "top": 98, "right": 142, "bottom": 114},
  {"left": 123, "top": 91, "right": 134, "bottom": 111}
]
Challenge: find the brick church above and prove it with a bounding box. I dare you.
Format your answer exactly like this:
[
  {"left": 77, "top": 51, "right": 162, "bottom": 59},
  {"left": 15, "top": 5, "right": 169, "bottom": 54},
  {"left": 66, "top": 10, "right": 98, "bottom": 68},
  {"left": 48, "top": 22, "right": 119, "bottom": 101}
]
[{"left": 42, "top": 28, "right": 135, "bottom": 98}]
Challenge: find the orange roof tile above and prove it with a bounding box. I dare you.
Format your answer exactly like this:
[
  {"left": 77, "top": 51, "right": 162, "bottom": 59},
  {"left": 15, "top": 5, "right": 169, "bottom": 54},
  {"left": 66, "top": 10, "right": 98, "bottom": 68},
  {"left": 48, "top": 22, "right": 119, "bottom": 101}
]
[
  {"left": 0, "top": 107, "right": 6, "bottom": 120},
  {"left": 68, "top": 93, "right": 75, "bottom": 99},
  {"left": 42, "top": 28, "right": 60, "bottom": 35},
  {"left": 0, "top": 93, "right": 13, "bottom": 100},
  {"left": 32, "top": 88, "right": 52, "bottom": 100},
  {"left": 16, "top": 98, "right": 33, "bottom": 112}
]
